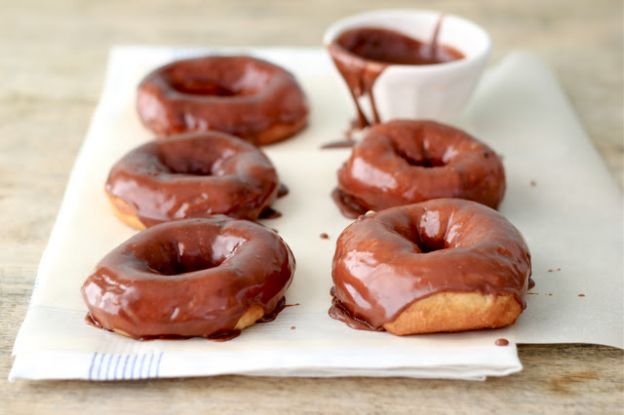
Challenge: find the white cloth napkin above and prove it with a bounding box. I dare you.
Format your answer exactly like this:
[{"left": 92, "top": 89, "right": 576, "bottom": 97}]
[{"left": 10, "top": 46, "right": 623, "bottom": 381}]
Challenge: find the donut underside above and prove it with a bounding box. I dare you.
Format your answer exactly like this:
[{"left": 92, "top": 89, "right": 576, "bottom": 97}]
[
  {"left": 107, "top": 194, "right": 146, "bottom": 230},
  {"left": 249, "top": 116, "right": 308, "bottom": 146},
  {"left": 107, "top": 191, "right": 271, "bottom": 229},
  {"left": 108, "top": 304, "right": 265, "bottom": 339},
  {"left": 139, "top": 92, "right": 308, "bottom": 146},
  {"left": 383, "top": 291, "right": 522, "bottom": 335}
]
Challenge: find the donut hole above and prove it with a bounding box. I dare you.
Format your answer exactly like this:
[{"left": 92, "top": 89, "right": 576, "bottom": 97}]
[
  {"left": 165, "top": 60, "right": 273, "bottom": 98},
  {"left": 414, "top": 233, "right": 447, "bottom": 253},
  {"left": 160, "top": 157, "right": 215, "bottom": 176},
  {"left": 393, "top": 144, "right": 446, "bottom": 168},
  {"left": 156, "top": 144, "right": 229, "bottom": 177},
  {"left": 393, "top": 216, "right": 449, "bottom": 253},
  {"left": 169, "top": 78, "right": 242, "bottom": 97},
  {"left": 143, "top": 241, "right": 225, "bottom": 276},
  {"left": 149, "top": 254, "right": 221, "bottom": 275},
  {"left": 397, "top": 226, "right": 448, "bottom": 253}
]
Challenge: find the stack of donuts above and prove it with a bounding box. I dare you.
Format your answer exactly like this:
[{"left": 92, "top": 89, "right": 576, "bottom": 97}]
[{"left": 82, "top": 50, "right": 531, "bottom": 341}]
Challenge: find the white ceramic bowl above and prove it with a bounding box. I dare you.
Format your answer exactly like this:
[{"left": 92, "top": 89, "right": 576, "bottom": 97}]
[{"left": 323, "top": 9, "right": 491, "bottom": 122}]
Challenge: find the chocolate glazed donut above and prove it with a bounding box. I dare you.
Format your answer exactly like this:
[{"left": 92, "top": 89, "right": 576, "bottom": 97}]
[
  {"left": 333, "top": 120, "right": 506, "bottom": 218},
  {"left": 106, "top": 132, "right": 280, "bottom": 229},
  {"left": 82, "top": 217, "right": 295, "bottom": 340},
  {"left": 330, "top": 199, "right": 531, "bottom": 335},
  {"left": 137, "top": 55, "right": 309, "bottom": 145}
]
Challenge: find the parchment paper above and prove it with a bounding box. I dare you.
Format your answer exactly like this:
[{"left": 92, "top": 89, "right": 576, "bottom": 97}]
[{"left": 10, "top": 46, "right": 623, "bottom": 381}]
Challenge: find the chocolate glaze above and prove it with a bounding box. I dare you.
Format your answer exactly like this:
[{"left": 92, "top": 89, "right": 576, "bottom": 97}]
[
  {"left": 137, "top": 55, "right": 308, "bottom": 145},
  {"left": 329, "top": 199, "right": 532, "bottom": 331},
  {"left": 86, "top": 313, "right": 243, "bottom": 341},
  {"left": 277, "top": 183, "right": 289, "bottom": 198},
  {"left": 320, "top": 119, "right": 363, "bottom": 149},
  {"left": 258, "top": 207, "right": 282, "bottom": 220},
  {"left": 334, "top": 120, "right": 506, "bottom": 218},
  {"left": 257, "top": 297, "right": 286, "bottom": 323},
  {"left": 327, "top": 36, "right": 384, "bottom": 128},
  {"left": 495, "top": 338, "right": 510, "bottom": 346},
  {"left": 320, "top": 139, "right": 357, "bottom": 149},
  {"left": 331, "top": 187, "right": 369, "bottom": 218},
  {"left": 328, "top": 22, "right": 464, "bottom": 128},
  {"left": 82, "top": 217, "right": 295, "bottom": 339},
  {"left": 106, "top": 132, "right": 280, "bottom": 226},
  {"left": 329, "top": 289, "right": 383, "bottom": 332}
]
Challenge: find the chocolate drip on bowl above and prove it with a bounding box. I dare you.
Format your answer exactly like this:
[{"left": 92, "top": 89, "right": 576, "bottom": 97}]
[{"left": 327, "top": 19, "right": 464, "bottom": 129}]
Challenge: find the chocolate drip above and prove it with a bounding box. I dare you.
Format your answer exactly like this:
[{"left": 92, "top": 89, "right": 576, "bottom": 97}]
[
  {"left": 277, "top": 183, "right": 289, "bottom": 198},
  {"left": 258, "top": 297, "right": 286, "bottom": 323},
  {"left": 495, "top": 338, "right": 510, "bottom": 346},
  {"left": 429, "top": 14, "right": 444, "bottom": 62},
  {"left": 86, "top": 312, "right": 244, "bottom": 341},
  {"left": 327, "top": 40, "right": 385, "bottom": 128},
  {"left": 259, "top": 206, "right": 282, "bottom": 219},
  {"left": 331, "top": 187, "right": 368, "bottom": 219},
  {"left": 320, "top": 139, "right": 357, "bottom": 149},
  {"left": 328, "top": 291, "right": 383, "bottom": 332}
]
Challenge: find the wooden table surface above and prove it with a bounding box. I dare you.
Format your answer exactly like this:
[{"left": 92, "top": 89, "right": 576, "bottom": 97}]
[{"left": 1, "top": 0, "right": 622, "bottom": 413}]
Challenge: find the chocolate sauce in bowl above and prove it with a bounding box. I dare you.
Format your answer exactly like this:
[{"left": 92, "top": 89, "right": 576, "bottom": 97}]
[
  {"left": 328, "top": 17, "right": 464, "bottom": 128},
  {"left": 336, "top": 26, "right": 463, "bottom": 66}
]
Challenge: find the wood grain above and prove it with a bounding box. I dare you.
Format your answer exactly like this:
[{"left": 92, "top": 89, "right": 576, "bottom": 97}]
[{"left": 1, "top": 0, "right": 622, "bottom": 413}]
